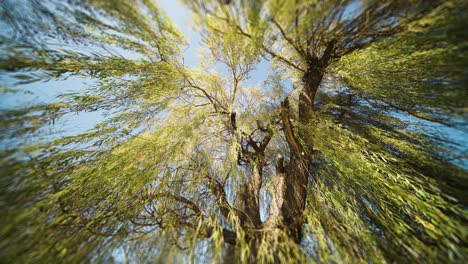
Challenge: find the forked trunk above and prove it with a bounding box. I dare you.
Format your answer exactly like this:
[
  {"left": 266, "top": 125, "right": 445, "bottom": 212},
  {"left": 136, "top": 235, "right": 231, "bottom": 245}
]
[
  {"left": 279, "top": 62, "right": 327, "bottom": 242},
  {"left": 232, "top": 61, "right": 328, "bottom": 261}
]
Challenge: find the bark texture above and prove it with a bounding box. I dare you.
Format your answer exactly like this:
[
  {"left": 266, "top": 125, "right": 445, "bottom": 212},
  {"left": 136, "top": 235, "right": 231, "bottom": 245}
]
[{"left": 217, "top": 41, "right": 334, "bottom": 261}]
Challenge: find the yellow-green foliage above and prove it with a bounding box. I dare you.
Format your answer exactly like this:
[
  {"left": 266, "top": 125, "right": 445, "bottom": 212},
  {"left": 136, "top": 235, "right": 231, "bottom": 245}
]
[
  {"left": 0, "top": 0, "right": 467, "bottom": 263},
  {"left": 335, "top": 0, "right": 468, "bottom": 124},
  {"left": 300, "top": 113, "right": 466, "bottom": 262}
]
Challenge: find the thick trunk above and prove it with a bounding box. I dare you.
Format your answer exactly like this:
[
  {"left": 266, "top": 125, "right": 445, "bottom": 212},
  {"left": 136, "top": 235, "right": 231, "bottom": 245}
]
[
  {"left": 299, "top": 66, "right": 324, "bottom": 122},
  {"left": 241, "top": 163, "right": 263, "bottom": 228},
  {"left": 281, "top": 155, "right": 309, "bottom": 242},
  {"left": 267, "top": 154, "right": 286, "bottom": 223},
  {"left": 225, "top": 48, "right": 333, "bottom": 257},
  {"left": 279, "top": 60, "right": 329, "bottom": 242},
  {"left": 229, "top": 67, "right": 324, "bottom": 259},
  {"left": 232, "top": 65, "right": 326, "bottom": 253}
]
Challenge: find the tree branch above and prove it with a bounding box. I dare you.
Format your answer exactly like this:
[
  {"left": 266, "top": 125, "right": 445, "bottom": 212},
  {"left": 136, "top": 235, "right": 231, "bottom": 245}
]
[
  {"left": 159, "top": 192, "right": 202, "bottom": 217},
  {"left": 281, "top": 98, "right": 303, "bottom": 157},
  {"left": 271, "top": 17, "right": 306, "bottom": 58},
  {"left": 206, "top": 174, "right": 240, "bottom": 221},
  {"left": 204, "top": 11, "right": 304, "bottom": 72}
]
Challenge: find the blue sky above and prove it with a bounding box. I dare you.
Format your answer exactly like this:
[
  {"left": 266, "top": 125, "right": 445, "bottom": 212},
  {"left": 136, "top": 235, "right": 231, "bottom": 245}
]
[{"left": 159, "top": 0, "right": 201, "bottom": 67}]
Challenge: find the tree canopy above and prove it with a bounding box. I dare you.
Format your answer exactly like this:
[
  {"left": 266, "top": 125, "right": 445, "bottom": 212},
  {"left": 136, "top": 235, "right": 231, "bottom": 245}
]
[{"left": 0, "top": 0, "right": 467, "bottom": 263}]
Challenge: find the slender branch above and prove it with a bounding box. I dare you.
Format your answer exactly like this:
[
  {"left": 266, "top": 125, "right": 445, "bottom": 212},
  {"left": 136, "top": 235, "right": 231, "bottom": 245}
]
[
  {"left": 204, "top": 10, "right": 304, "bottom": 72},
  {"left": 232, "top": 23, "right": 304, "bottom": 72},
  {"left": 271, "top": 17, "right": 306, "bottom": 58},
  {"left": 159, "top": 192, "right": 202, "bottom": 217}
]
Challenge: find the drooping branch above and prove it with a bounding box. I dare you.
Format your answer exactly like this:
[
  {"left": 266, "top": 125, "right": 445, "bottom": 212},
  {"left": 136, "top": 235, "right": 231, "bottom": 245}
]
[
  {"left": 205, "top": 226, "right": 237, "bottom": 244},
  {"left": 158, "top": 192, "right": 203, "bottom": 217},
  {"left": 156, "top": 191, "right": 238, "bottom": 244}
]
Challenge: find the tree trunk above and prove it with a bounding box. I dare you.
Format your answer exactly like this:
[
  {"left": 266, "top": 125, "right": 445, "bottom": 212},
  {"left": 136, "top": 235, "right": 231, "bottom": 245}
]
[
  {"left": 299, "top": 65, "right": 324, "bottom": 122},
  {"left": 241, "top": 163, "right": 263, "bottom": 228},
  {"left": 280, "top": 61, "right": 328, "bottom": 242},
  {"left": 281, "top": 154, "right": 309, "bottom": 242},
  {"left": 228, "top": 49, "right": 333, "bottom": 260}
]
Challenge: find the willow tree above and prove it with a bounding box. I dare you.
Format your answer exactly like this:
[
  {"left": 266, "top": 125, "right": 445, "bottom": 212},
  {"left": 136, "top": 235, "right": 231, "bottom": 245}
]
[{"left": 0, "top": 0, "right": 466, "bottom": 263}]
